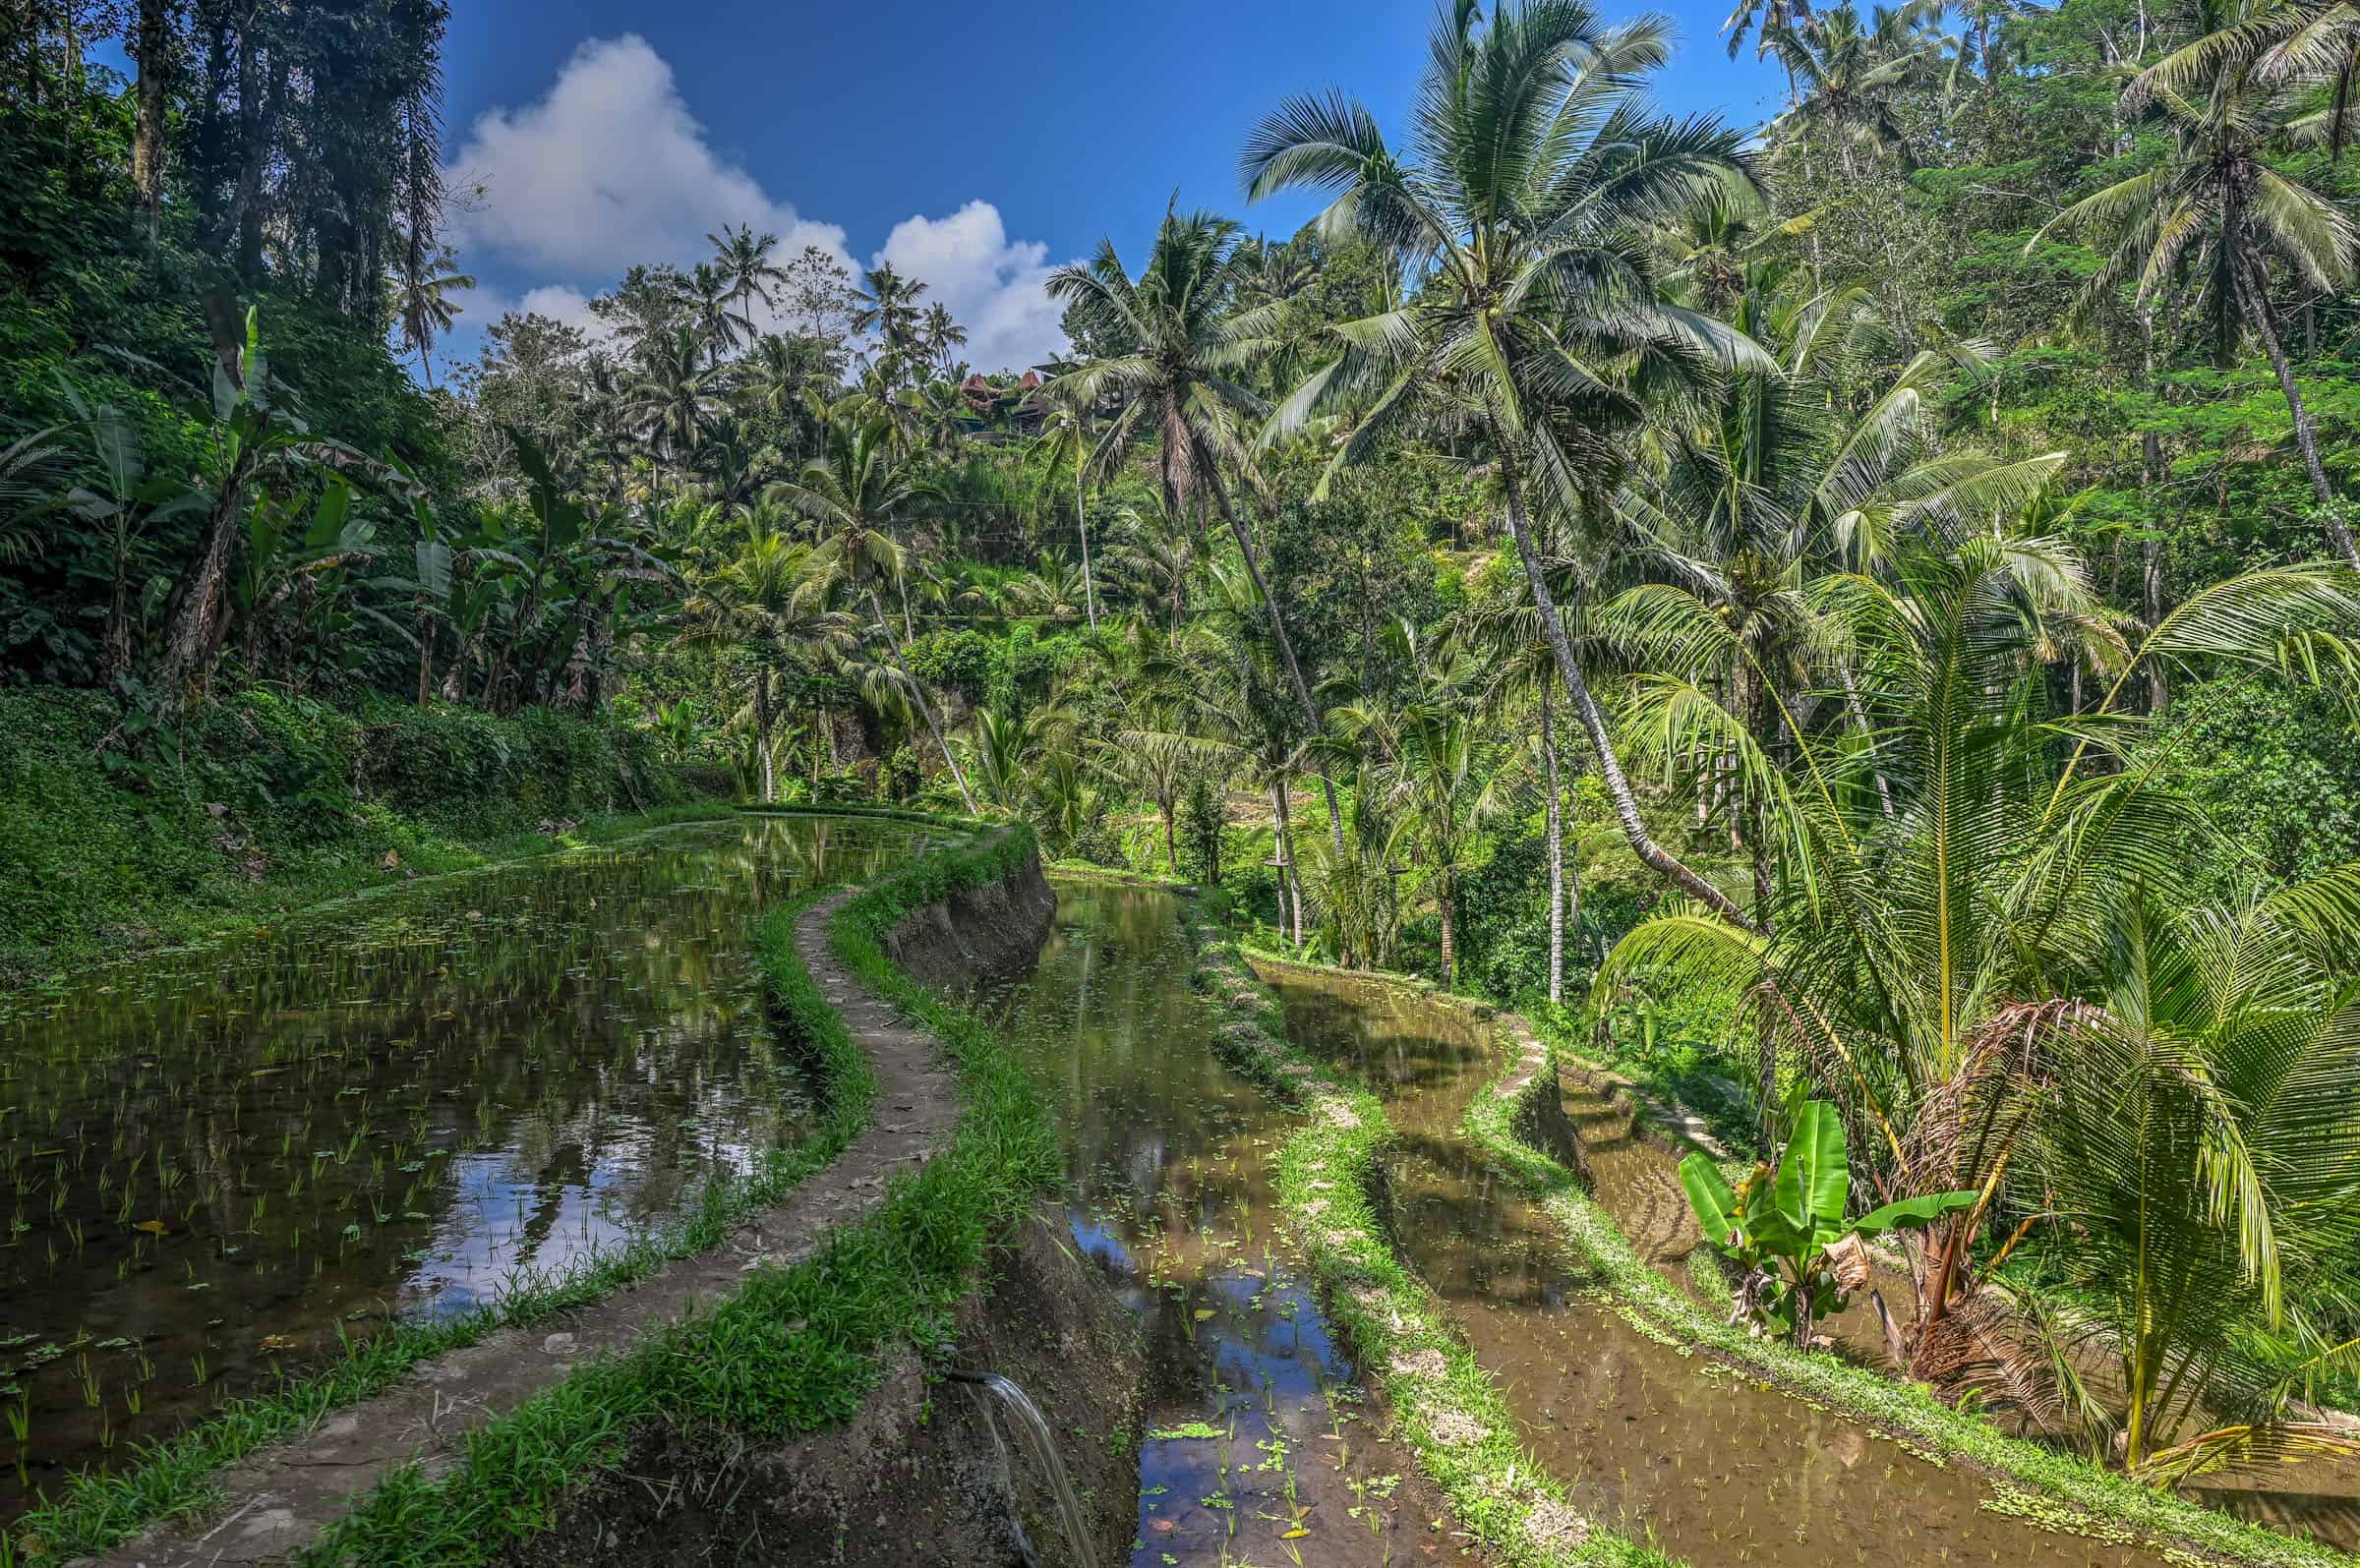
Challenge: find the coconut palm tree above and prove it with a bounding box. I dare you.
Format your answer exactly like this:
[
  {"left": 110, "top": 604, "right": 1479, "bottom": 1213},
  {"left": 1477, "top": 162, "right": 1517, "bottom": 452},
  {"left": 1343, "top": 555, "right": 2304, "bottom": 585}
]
[
  {"left": 1110, "top": 496, "right": 1199, "bottom": 642},
  {"left": 854, "top": 262, "right": 929, "bottom": 379},
  {"left": 1245, "top": 0, "right": 1764, "bottom": 925},
  {"left": 1762, "top": 0, "right": 1954, "bottom": 166},
  {"left": 680, "top": 529, "right": 855, "bottom": 802},
  {"left": 770, "top": 413, "right": 978, "bottom": 812},
  {"left": 708, "top": 222, "right": 788, "bottom": 341},
  {"left": 919, "top": 301, "right": 969, "bottom": 372},
  {"left": 1032, "top": 384, "right": 1099, "bottom": 629},
  {"left": 1596, "top": 533, "right": 2360, "bottom": 1401},
  {"left": 1045, "top": 208, "right": 1345, "bottom": 847},
  {"left": 2033, "top": 872, "right": 2360, "bottom": 1473},
  {"left": 386, "top": 245, "right": 477, "bottom": 388},
  {"left": 626, "top": 327, "right": 725, "bottom": 494},
  {"left": 2031, "top": 22, "right": 2360, "bottom": 571}
]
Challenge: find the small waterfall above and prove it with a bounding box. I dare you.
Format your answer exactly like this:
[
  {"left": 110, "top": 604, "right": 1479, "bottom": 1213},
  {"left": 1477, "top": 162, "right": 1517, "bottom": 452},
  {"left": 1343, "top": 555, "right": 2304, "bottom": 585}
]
[{"left": 949, "top": 1370, "right": 1100, "bottom": 1568}]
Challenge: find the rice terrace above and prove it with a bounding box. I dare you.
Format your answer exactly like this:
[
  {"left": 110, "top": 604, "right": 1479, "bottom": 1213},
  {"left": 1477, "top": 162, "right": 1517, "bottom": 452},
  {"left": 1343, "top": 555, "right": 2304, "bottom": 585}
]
[{"left": 10, "top": 0, "right": 2360, "bottom": 1562}]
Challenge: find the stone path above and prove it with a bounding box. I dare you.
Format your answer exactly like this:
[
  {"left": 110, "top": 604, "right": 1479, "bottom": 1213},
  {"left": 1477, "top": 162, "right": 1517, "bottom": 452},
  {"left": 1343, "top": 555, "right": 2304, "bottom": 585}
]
[{"left": 94, "top": 891, "right": 958, "bottom": 1568}]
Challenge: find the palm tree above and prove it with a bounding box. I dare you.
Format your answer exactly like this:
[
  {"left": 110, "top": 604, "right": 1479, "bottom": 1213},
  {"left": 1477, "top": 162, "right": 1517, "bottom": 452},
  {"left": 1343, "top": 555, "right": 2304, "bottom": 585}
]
[
  {"left": 1762, "top": 0, "right": 1953, "bottom": 166},
  {"left": 1032, "top": 384, "right": 1098, "bottom": 629},
  {"left": 1045, "top": 208, "right": 1345, "bottom": 847},
  {"left": 854, "top": 262, "right": 929, "bottom": 378},
  {"left": 2033, "top": 873, "right": 2360, "bottom": 1473},
  {"left": 687, "top": 263, "right": 745, "bottom": 367},
  {"left": 1597, "top": 534, "right": 2360, "bottom": 1400},
  {"left": 919, "top": 301, "right": 969, "bottom": 372},
  {"left": 626, "top": 326, "right": 725, "bottom": 493},
  {"left": 771, "top": 414, "right": 978, "bottom": 812},
  {"left": 1110, "top": 496, "right": 1198, "bottom": 642},
  {"left": 2032, "top": 25, "right": 2360, "bottom": 571},
  {"left": 1245, "top": 0, "right": 1763, "bottom": 925},
  {"left": 708, "top": 222, "right": 788, "bottom": 341},
  {"left": 386, "top": 245, "right": 477, "bottom": 387},
  {"left": 680, "top": 528, "right": 855, "bottom": 802}
]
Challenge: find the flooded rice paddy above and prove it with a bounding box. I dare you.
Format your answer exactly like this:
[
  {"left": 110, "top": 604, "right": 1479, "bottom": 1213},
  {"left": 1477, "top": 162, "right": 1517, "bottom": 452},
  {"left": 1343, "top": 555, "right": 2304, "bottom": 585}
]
[
  {"left": 1261, "top": 967, "right": 2197, "bottom": 1567},
  {"left": 965, "top": 881, "right": 1444, "bottom": 1568},
  {"left": 0, "top": 813, "right": 931, "bottom": 1522}
]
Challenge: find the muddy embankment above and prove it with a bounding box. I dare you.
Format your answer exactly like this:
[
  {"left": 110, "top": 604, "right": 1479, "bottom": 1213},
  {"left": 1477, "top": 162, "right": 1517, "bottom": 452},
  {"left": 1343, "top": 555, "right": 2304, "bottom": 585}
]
[{"left": 510, "top": 846, "right": 1146, "bottom": 1568}]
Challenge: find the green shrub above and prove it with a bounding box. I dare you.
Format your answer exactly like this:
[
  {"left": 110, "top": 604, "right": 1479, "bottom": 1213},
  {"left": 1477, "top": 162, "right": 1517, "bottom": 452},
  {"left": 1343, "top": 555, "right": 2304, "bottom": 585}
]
[{"left": 0, "top": 687, "right": 706, "bottom": 979}]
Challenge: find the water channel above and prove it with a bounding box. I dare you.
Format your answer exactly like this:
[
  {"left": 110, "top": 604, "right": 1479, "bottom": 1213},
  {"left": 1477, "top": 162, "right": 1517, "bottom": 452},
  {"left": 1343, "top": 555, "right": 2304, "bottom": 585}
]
[
  {"left": 0, "top": 813, "right": 933, "bottom": 1523},
  {"left": 964, "top": 879, "right": 1445, "bottom": 1568},
  {"left": 1258, "top": 963, "right": 2343, "bottom": 1567}
]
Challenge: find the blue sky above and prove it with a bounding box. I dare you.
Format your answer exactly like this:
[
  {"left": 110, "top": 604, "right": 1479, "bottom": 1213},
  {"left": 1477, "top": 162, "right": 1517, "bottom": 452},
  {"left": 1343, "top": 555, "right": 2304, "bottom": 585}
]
[{"left": 428, "top": 0, "right": 1793, "bottom": 377}]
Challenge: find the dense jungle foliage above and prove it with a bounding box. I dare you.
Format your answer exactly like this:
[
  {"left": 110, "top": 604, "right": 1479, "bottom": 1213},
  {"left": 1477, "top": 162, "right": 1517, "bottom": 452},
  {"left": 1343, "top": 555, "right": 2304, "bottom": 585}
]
[{"left": 11, "top": 0, "right": 2360, "bottom": 1507}]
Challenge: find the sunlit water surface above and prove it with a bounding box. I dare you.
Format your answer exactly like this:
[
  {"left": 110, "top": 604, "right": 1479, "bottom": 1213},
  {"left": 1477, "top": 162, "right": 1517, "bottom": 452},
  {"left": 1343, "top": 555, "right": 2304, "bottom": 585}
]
[{"left": 0, "top": 813, "right": 933, "bottom": 1520}]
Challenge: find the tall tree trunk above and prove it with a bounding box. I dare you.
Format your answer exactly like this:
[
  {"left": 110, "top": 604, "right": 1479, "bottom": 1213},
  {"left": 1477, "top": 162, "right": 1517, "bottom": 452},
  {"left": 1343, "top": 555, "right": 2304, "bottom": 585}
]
[
  {"left": 1490, "top": 419, "right": 1756, "bottom": 930},
  {"left": 2238, "top": 266, "right": 2360, "bottom": 572},
  {"left": 230, "top": 24, "right": 282, "bottom": 279},
  {"left": 752, "top": 667, "right": 776, "bottom": 804},
  {"left": 1198, "top": 452, "right": 1346, "bottom": 855},
  {"left": 414, "top": 600, "right": 436, "bottom": 705},
  {"left": 130, "top": 0, "right": 169, "bottom": 245},
  {"left": 1542, "top": 675, "right": 1564, "bottom": 1007},
  {"left": 1161, "top": 793, "right": 1177, "bottom": 875},
  {"left": 869, "top": 587, "right": 975, "bottom": 813},
  {"left": 2140, "top": 307, "right": 2168, "bottom": 713},
  {"left": 1271, "top": 776, "right": 1301, "bottom": 946},
  {"left": 1438, "top": 862, "right": 1455, "bottom": 988},
  {"left": 1076, "top": 456, "right": 1097, "bottom": 632},
  {"left": 154, "top": 440, "right": 265, "bottom": 709}
]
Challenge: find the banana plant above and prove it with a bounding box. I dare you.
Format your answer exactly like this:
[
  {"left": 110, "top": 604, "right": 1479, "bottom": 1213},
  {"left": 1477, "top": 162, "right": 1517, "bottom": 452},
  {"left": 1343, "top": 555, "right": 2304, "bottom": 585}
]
[{"left": 1681, "top": 1098, "right": 1976, "bottom": 1348}]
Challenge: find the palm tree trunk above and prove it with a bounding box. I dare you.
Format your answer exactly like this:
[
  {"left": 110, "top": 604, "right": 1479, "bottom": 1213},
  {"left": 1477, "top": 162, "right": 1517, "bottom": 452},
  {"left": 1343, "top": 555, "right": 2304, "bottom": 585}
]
[
  {"left": 1199, "top": 453, "right": 1347, "bottom": 855},
  {"left": 2238, "top": 267, "right": 2360, "bottom": 572},
  {"left": 415, "top": 601, "right": 436, "bottom": 705},
  {"left": 1542, "top": 675, "right": 1564, "bottom": 1007},
  {"left": 1076, "top": 455, "right": 1097, "bottom": 631},
  {"left": 130, "top": 0, "right": 168, "bottom": 245},
  {"left": 753, "top": 668, "right": 776, "bottom": 804},
  {"left": 1490, "top": 419, "right": 1757, "bottom": 931},
  {"left": 1438, "top": 863, "right": 1455, "bottom": 988},
  {"left": 1270, "top": 776, "right": 1301, "bottom": 945},
  {"left": 869, "top": 588, "right": 976, "bottom": 813}
]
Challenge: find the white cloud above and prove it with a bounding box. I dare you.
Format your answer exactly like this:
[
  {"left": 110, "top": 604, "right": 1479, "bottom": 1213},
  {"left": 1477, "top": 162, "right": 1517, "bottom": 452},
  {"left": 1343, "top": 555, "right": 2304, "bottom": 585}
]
[
  {"left": 443, "top": 35, "right": 1069, "bottom": 372},
  {"left": 445, "top": 34, "right": 848, "bottom": 280},
  {"left": 877, "top": 202, "right": 1069, "bottom": 372}
]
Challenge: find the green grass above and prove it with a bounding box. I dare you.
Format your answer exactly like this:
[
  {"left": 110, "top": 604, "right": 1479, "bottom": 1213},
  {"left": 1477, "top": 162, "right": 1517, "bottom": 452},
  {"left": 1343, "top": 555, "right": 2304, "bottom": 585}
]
[
  {"left": 1468, "top": 1026, "right": 2354, "bottom": 1568},
  {"left": 0, "top": 685, "right": 725, "bottom": 988},
  {"left": 1180, "top": 912, "right": 1680, "bottom": 1568},
  {"left": 277, "top": 821, "right": 1059, "bottom": 1565},
  {"left": 1, "top": 865, "right": 891, "bottom": 1566}
]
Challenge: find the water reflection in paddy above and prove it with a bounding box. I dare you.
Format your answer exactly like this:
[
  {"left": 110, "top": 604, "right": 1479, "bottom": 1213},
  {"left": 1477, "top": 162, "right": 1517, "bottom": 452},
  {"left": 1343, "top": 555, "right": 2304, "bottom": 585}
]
[
  {"left": 0, "top": 813, "right": 931, "bottom": 1521},
  {"left": 1264, "top": 968, "right": 2193, "bottom": 1568},
  {"left": 965, "top": 882, "right": 1442, "bottom": 1568}
]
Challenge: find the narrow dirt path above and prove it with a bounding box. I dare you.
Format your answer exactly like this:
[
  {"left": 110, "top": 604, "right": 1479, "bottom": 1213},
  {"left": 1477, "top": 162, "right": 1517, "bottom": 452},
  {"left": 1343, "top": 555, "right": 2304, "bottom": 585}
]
[{"left": 95, "top": 890, "right": 957, "bottom": 1568}]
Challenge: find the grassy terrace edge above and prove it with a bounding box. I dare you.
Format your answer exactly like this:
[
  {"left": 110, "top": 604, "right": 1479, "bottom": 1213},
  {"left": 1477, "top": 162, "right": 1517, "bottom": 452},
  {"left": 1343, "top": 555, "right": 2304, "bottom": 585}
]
[
  {"left": 1180, "top": 910, "right": 1678, "bottom": 1568},
  {"left": 286, "top": 818, "right": 1057, "bottom": 1564},
  {"left": 1456, "top": 1019, "right": 2348, "bottom": 1568},
  {"left": 0, "top": 811, "right": 1032, "bottom": 1565}
]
